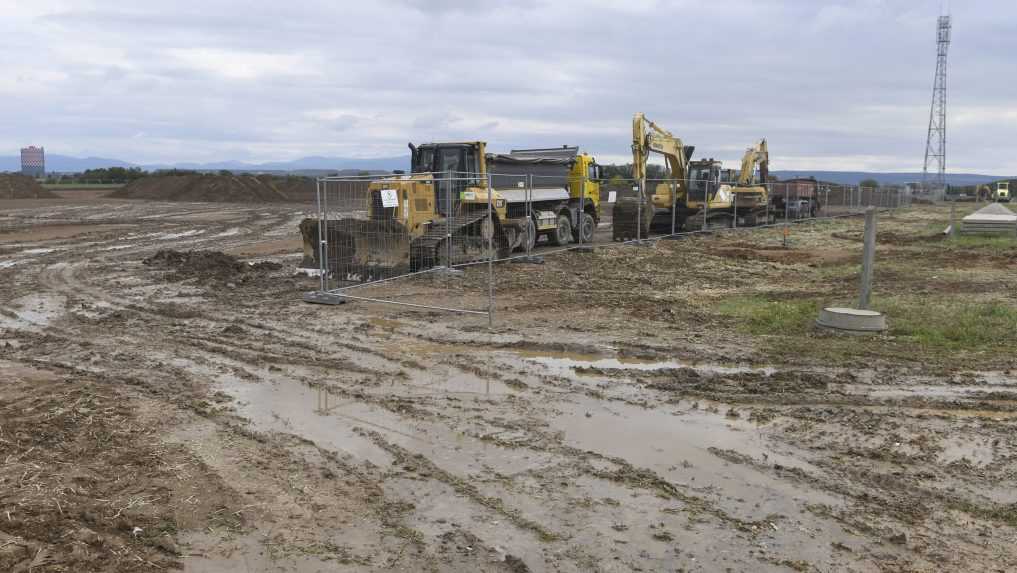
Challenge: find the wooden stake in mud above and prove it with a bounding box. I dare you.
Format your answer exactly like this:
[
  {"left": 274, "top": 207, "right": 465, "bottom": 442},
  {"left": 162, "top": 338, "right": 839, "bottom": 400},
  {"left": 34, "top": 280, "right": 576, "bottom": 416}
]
[{"left": 859, "top": 207, "right": 878, "bottom": 309}]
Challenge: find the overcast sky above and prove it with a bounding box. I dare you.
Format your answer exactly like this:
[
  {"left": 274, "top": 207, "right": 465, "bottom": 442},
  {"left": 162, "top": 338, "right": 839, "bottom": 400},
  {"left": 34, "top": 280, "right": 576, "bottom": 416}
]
[{"left": 2, "top": 0, "right": 1014, "bottom": 173}]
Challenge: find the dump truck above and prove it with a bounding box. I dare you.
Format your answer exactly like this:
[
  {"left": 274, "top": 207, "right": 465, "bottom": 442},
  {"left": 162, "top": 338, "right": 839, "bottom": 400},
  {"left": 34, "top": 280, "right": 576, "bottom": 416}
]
[
  {"left": 300, "top": 142, "right": 601, "bottom": 281},
  {"left": 769, "top": 177, "right": 823, "bottom": 219},
  {"left": 996, "top": 181, "right": 1011, "bottom": 203}
]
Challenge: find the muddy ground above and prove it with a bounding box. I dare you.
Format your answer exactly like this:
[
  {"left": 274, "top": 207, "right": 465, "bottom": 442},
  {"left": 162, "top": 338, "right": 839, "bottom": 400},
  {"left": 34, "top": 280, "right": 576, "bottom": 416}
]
[{"left": 1, "top": 197, "right": 1015, "bottom": 572}]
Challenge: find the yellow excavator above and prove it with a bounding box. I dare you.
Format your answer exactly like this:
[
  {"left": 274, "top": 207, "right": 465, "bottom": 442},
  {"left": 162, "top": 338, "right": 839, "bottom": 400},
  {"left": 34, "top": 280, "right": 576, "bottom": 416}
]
[
  {"left": 300, "top": 142, "right": 601, "bottom": 281},
  {"left": 613, "top": 114, "right": 773, "bottom": 238},
  {"left": 684, "top": 139, "right": 773, "bottom": 229},
  {"left": 612, "top": 113, "right": 697, "bottom": 240}
]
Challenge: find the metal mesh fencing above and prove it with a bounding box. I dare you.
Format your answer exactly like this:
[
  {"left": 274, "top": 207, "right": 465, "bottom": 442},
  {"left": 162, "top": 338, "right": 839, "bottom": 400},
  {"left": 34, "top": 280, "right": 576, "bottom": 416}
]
[
  {"left": 305, "top": 172, "right": 496, "bottom": 318},
  {"left": 303, "top": 171, "right": 911, "bottom": 321}
]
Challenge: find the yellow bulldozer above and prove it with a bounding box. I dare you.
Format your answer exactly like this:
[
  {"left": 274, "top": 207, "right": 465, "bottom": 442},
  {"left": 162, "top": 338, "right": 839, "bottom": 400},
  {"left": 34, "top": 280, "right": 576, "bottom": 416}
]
[{"left": 300, "top": 142, "right": 601, "bottom": 281}]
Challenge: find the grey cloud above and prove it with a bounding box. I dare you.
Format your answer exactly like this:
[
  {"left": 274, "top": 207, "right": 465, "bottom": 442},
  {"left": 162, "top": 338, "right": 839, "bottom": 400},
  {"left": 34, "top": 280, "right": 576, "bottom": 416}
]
[{"left": 1, "top": 0, "right": 1014, "bottom": 173}]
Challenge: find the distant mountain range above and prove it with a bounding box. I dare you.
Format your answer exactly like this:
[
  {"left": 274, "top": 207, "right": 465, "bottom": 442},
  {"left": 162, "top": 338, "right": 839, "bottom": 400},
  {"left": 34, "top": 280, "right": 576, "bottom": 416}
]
[
  {"left": 0, "top": 154, "right": 410, "bottom": 175},
  {"left": 1, "top": 154, "right": 1012, "bottom": 186},
  {"left": 769, "top": 171, "right": 1011, "bottom": 187}
]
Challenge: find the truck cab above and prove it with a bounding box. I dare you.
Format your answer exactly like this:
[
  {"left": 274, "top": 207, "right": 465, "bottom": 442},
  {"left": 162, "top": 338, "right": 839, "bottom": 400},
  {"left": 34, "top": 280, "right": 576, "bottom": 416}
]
[{"left": 998, "top": 181, "right": 1011, "bottom": 203}]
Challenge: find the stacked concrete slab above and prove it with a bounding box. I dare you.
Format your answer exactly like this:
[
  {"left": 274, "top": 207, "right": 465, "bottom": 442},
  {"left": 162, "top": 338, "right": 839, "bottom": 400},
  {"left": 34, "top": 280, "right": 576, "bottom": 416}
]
[{"left": 961, "top": 203, "right": 1017, "bottom": 235}]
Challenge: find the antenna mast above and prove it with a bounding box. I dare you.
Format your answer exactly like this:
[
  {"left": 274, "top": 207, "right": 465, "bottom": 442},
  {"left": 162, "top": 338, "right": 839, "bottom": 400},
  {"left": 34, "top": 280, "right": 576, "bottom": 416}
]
[{"left": 922, "top": 14, "right": 951, "bottom": 197}]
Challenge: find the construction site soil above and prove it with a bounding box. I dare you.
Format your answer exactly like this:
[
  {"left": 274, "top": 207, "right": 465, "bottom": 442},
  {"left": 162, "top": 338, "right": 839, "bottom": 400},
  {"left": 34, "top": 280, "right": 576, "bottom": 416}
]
[
  {"left": 1, "top": 175, "right": 58, "bottom": 199},
  {"left": 1, "top": 197, "right": 1015, "bottom": 572},
  {"left": 108, "top": 174, "right": 316, "bottom": 203}
]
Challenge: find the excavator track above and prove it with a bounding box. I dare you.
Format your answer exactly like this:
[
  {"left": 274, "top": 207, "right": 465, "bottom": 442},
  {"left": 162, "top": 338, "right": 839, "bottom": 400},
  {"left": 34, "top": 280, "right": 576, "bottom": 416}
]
[{"left": 612, "top": 198, "right": 653, "bottom": 241}]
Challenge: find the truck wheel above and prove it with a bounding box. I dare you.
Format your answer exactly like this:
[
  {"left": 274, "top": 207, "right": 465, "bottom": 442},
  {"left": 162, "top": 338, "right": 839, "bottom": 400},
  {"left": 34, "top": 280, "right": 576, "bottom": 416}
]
[
  {"left": 572, "top": 212, "right": 595, "bottom": 243},
  {"left": 549, "top": 214, "right": 572, "bottom": 246}
]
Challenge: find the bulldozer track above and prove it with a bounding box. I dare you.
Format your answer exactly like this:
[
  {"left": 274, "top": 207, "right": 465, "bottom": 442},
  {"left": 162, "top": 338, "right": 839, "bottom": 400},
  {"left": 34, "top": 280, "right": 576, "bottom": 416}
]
[{"left": 410, "top": 213, "right": 510, "bottom": 271}]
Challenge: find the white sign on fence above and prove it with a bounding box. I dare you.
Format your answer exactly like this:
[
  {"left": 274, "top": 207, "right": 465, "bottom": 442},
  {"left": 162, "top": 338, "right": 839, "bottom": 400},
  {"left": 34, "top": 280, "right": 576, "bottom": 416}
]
[
  {"left": 379, "top": 189, "right": 399, "bottom": 208},
  {"left": 608, "top": 191, "right": 617, "bottom": 203}
]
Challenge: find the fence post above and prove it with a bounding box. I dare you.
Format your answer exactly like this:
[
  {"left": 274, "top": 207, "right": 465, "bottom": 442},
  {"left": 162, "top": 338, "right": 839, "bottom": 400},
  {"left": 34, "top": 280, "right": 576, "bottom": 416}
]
[
  {"left": 315, "top": 178, "right": 325, "bottom": 292},
  {"left": 859, "top": 207, "right": 878, "bottom": 309},
  {"left": 487, "top": 173, "right": 494, "bottom": 328},
  {"left": 733, "top": 185, "right": 738, "bottom": 229},
  {"left": 527, "top": 174, "right": 533, "bottom": 258},
  {"left": 581, "top": 174, "right": 589, "bottom": 247},
  {"left": 637, "top": 177, "right": 644, "bottom": 243},
  {"left": 322, "top": 178, "right": 330, "bottom": 291},
  {"left": 446, "top": 170, "right": 454, "bottom": 272},
  {"left": 671, "top": 178, "right": 677, "bottom": 236},
  {"left": 703, "top": 178, "right": 710, "bottom": 231}
]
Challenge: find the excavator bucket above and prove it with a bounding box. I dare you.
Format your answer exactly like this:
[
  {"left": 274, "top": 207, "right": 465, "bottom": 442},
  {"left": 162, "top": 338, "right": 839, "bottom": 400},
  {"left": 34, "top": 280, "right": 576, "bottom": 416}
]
[
  {"left": 299, "top": 217, "right": 412, "bottom": 283},
  {"left": 611, "top": 198, "right": 652, "bottom": 241}
]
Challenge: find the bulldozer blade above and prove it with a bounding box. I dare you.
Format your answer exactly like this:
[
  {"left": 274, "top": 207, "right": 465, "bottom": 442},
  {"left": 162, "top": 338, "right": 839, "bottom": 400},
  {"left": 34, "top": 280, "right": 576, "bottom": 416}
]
[{"left": 299, "top": 217, "right": 412, "bottom": 283}]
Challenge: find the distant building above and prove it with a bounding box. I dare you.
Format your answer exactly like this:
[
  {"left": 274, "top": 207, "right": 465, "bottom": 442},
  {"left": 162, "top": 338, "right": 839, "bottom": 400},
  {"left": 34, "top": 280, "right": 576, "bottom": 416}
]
[{"left": 20, "top": 146, "right": 45, "bottom": 177}]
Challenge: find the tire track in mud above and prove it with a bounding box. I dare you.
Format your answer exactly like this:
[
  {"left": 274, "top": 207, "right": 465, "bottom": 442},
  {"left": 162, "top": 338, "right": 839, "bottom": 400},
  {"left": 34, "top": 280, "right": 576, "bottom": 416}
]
[
  {"left": 9, "top": 200, "right": 1015, "bottom": 571},
  {"left": 203, "top": 319, "right": 878, "bottom": 571}
]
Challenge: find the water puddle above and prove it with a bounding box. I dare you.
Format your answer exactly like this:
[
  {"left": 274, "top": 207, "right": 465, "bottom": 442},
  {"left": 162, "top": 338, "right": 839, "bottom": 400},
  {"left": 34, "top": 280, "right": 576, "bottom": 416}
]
[
  {"left": 939, "top": 437, "right": 997, "bottom": 466},
  {"left": 845, "top": 384, "right": 1017, "bottom": 399},
  {"left": 20, "top": 247, "right": 62, "bottom": 255},
  {"left": 155, "top": 229, "right": 205, "bottom": 240},
  {"left": 522, "top": 353, "right": 774, "bottom": 378},
  {"left": 213, "top": 227, "right": 242, "bottom": 238},
  {"left": 547, "top": 394, "right": 836, "bottom": 520},
  {"left": 181, "top": 532, "right": 331, "bottom": 573},
  {"left": 0, "top": 293, "right": 66, "bottom": 330}
]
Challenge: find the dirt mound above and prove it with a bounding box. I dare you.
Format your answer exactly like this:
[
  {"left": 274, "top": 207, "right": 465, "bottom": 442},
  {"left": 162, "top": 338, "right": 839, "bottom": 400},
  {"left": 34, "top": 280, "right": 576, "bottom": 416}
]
[
  {"left": 110, "top": 173, "right": 315, "bottom": 203},
  {"left": 0, "top": 174, "right": 58, "bottom": 199},
  {"left": 143, "top": 249, "right": 282, "bottom": 282}
]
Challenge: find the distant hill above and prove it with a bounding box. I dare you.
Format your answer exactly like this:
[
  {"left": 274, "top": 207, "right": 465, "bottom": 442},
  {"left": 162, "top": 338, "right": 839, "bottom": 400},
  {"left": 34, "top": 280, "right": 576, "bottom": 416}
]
[
  {"left": 0, "top": 154, "right": 135, "bottom": 172},
  {"left": 770, "top": 171, "right": 1014, "bottom": 187},
  {"left": 0, "top": 154, "right": 409, "bottom": 174},
  {"left": 147, "top": 156, "right": 409, "bottom": 173},
  {"left": 3, "top": 152, "right": 1012, "bottom": 186}
]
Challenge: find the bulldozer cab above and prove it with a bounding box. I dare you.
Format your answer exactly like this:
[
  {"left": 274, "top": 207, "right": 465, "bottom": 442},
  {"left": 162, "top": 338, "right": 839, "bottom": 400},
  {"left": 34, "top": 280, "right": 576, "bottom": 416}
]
[{"left": 410, "top": 142, "right": 485, "bottom": 215}]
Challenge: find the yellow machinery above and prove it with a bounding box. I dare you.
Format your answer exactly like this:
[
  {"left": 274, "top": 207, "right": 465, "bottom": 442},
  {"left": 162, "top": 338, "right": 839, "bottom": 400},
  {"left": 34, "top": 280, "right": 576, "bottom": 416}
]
[
  {"left": 613, "top": 113, "right": 700, "bottom": 240},
  {"left": 684, "top": 139, "right": 773, "bottom": 229},
  {"left": 613, "top": 113, "right": 774, "bottom": 238},
  {"left": 997, "top": 181, "right": 1011, "bottom": 203},
  {"left": 301, "top": 142, "right": 601, "bottom": 279}
]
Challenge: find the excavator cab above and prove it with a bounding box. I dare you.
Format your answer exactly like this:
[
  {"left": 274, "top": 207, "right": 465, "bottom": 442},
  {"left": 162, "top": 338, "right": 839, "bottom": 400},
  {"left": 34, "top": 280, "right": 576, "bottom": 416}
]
[{"left": 687, "top": 160, "right": 721, "bottom": 203}]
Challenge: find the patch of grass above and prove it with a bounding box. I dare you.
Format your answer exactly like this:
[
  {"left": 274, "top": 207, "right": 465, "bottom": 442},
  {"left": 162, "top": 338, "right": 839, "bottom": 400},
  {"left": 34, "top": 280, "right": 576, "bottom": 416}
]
[
  {"left": 875, "top": 297, "right": 1017, "bottom": 349},
  {"left": 716, "top": 293, "right": 1017, "bottom": 361},
  {"left": 716, "top": 296, "right": 819, "bottom": 335},
  {"left": 946, "top": 234, "right": 1017, "bottom": 250}
]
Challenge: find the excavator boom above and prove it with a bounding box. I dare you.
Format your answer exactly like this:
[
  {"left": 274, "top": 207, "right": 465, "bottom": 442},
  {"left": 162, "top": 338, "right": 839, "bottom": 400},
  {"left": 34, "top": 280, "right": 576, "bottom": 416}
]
[
  {"left": 737, "top": 139, "right": 768, "bottom": 186},
  {"left": 614, "top": 113, "right": 691, "bottom": 240}
]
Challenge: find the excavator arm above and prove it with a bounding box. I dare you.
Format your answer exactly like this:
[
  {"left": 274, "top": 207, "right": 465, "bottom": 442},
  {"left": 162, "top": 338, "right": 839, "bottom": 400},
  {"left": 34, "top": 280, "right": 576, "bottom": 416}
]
[
  {"left": 613, "top": 113, "right": 691, "bottom": 241},
  {"left": 737, "top": 139, "right": 768, "bottom": 186},
  {"left": 632, "top": 112, "right": 690, "bottom": 196}
]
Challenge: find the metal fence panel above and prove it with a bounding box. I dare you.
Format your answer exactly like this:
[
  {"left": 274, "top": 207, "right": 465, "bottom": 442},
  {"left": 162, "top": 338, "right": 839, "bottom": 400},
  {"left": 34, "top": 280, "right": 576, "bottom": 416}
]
[{"left": 304, "top": 170, "right": 910, "bottom": 322}]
